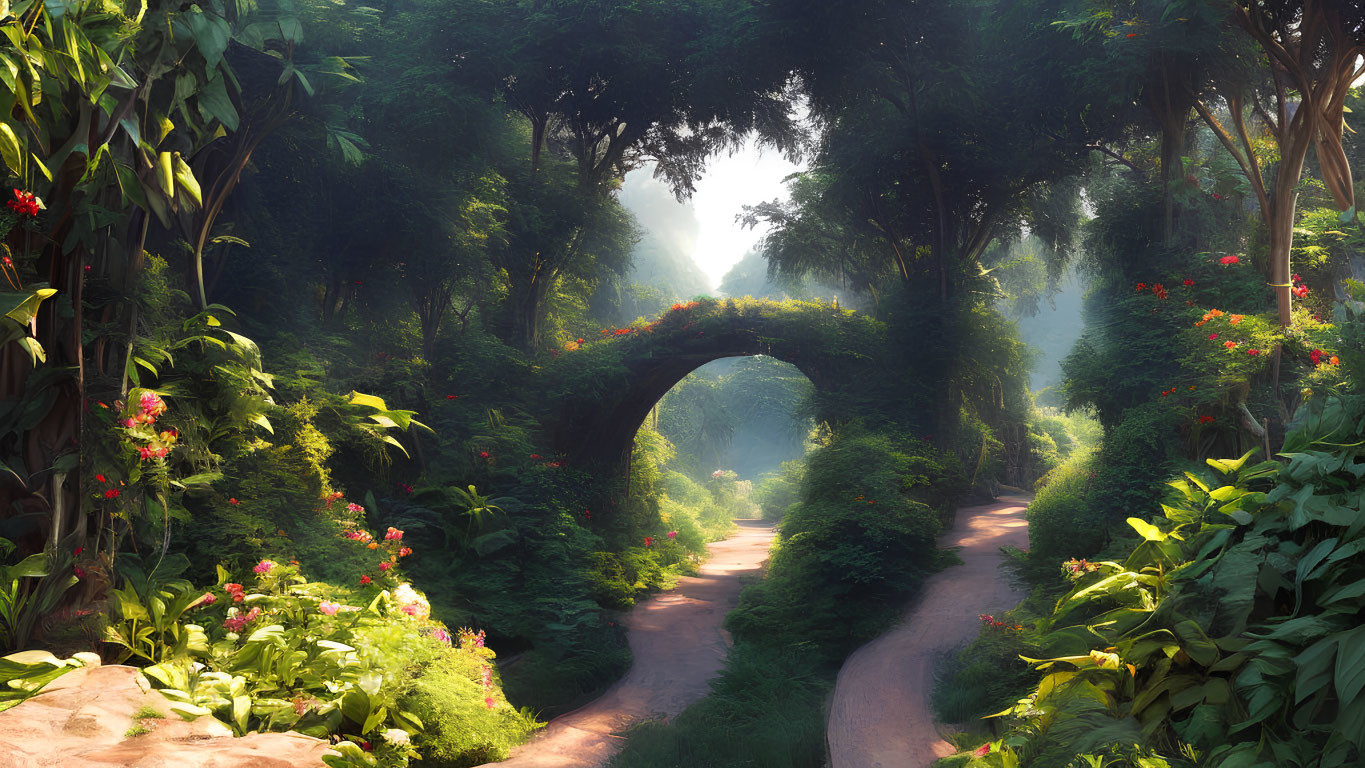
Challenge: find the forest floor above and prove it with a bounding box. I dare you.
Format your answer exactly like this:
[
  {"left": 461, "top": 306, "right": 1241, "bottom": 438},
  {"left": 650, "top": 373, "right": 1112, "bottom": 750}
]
[
  {"left": 825, "top": 493, "right": 1032, "bottom": 768},
  {"left": 479, "top": 519, "right": 777, "bottom": 768}
]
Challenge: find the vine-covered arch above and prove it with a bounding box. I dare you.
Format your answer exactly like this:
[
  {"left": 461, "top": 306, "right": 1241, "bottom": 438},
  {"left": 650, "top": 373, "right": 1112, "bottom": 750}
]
[{"left": 542, "top": 298, "right": 916, "bottom": 467}]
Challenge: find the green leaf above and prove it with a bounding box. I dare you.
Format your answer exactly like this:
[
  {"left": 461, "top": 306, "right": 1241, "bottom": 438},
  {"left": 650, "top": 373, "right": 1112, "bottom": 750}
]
[
  {"left": 171, "top": 153, "right": 202, "bottom": 208},
  {"left": 347, "top": 392, "right": 389, "bottom": 411},
  {"left": 1128, "top": 517, "right": 1165, "bottom": 541},
  {"left": 1336, "top": 626, "right": 1365, "bottom": 707},
  {"left": 197, "top": 74, "right": 238, "bottom": 131},
  {"left": 0, "top": 122, "right": 21, "bottom": 175}
]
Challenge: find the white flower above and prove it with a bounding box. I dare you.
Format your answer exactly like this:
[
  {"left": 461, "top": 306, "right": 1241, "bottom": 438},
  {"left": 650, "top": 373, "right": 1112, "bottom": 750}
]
[
  {"left": 382, "top": 728, "right": 411, "bottom": 746},
  {"left": 391, "top": 583, "right": 431, "bottom": 621}
]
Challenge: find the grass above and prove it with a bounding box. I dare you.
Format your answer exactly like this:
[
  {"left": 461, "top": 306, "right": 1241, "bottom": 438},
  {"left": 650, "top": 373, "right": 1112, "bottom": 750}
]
[
  {"left": 125, "top": 704, "right": 165, "bottom": 738},
  {"left": 608, "top": 643, "right": 831, "bottom": 768}
]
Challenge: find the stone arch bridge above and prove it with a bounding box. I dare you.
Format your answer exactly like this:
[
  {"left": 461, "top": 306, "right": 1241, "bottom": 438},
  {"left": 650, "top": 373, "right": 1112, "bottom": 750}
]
[{"left": 543, "top": 298, "right": 912, "bottom": 467}]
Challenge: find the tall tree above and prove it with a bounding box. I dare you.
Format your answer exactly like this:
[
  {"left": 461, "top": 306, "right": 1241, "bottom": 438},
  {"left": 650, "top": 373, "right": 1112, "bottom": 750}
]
[{"left": 1194, "top": 0, "right": 1365, "bottom": 326}]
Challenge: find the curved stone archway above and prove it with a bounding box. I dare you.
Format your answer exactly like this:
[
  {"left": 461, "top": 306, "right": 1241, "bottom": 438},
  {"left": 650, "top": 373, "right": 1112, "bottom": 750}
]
[{"left": 544, "top": 298, "right": 903, "bottom": 467}]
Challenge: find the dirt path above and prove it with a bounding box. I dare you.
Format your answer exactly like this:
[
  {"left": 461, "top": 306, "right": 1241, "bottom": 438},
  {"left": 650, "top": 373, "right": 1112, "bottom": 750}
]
[
  {"left": 481, "top": 519, "right": 777, "bottom": 768},
  {"left": 826, "top": 494, "right": 1032, "bottom": 768}
]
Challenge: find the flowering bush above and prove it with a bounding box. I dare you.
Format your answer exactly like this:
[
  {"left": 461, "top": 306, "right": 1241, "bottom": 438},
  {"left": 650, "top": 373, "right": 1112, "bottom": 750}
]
[{"left": 113, "top": 557, "right": 530, "bottom": 767}]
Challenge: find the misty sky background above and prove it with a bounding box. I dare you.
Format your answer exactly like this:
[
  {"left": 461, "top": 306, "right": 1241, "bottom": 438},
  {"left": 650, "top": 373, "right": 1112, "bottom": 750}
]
[{"left": 620, "top": 141, "right": 1086, "bottom": 392}]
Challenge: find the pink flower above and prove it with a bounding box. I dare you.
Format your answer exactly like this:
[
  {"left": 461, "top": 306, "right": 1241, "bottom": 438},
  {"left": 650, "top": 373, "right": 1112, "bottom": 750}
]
[
  {"left": 200, "top": 593, "right": 217, "bottom": 607},
  {"left": 484, "top": 697, "right": 496, "bottom": 709},
  {"left": 346, "top": 502, "right": 364, "bottom": 514},
  {"left": 378, "top": 561, "right": 392, "bottom": 571},
  {"left": 319, "top": 601, "right": 341, "bottom": 616},
  {"left": 1209, "top": 333, "right": 1218, "bottom": 340},
  {"left": 973, "top": 743, "right": 992, "bottom": 757},
  {"left": 384, "top": 527, "right": 404, "bottom": 541},
  {"left": 253, "top": 560, "right": 274, "bottom": 575},
  {"left": 667, "top": 531, "right": 677, "bottom": 539},
  {"left": 432, "top": 628, "right": 452, "bottom": 644},
  {"left": 139, "top": 391, "right": 166, "bottom": 417},
  {"left": 401, "top": 603, "right": 418, "bottom": 615}
]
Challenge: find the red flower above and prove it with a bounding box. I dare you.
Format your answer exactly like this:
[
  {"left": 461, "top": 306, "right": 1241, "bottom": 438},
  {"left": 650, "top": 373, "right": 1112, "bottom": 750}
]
[
  {"left": 1219, "top": 255, "right": 1240, "bottom": 265},
  {"left": 1310, "top": 349, "right": 1323, "bottom": 365},
  {"left": 446, "top": 394, "right": 459, "bottom": 400},
  {"left": 1183, "top": 279, "right": 1194, "bottom": 286},
  {"left": 576, "top": 338, "right": 584, "bottom": 344},
  {"left": 360, "top": 575, "right": 371, "bottom": 585},
  {"left": 7, "top": 189, "right": 41, "bottom": 217},
  {"left": 583, "top": 510, "right": 591, "bottom": 519},
  {"left": 229, "top": 498, "right": 240, "bottom": 505},
  {"left": 378, "top": 561, "right": 392, "bottom": 571},
  {"left": 104, "top": 489, "right": 120, "bottom": 499},
  {"left": 530, "top": 453, "right": 542, "bottom": 459},
  {"left": 74, "top": 547, "right": 83, "bottom": 556},
  {"left": 1292, "top": 285, "right": 1309, "bottom": 298},
  {"left": 1126, "top": 32, "right": 1138, "bottom": 37},
  {"left": 1212, "top": 193, "right": 1223, "bottom": 200},
  {"left": 1208, "top": 333, "right": 1218, "bottom": 340},
  {"left": 1292, "top": 273, "right": 1302, "bottom": 284},
  {"left": 1135, "top": 282, "right": 1146, "bottom": 292},
  {"left": 643, "top": 536, "right": 653, "bottom": 547},
  {"left": 479, "top": 451, "right": 490, "bottom": 459},
  {"left": 974, "top": 743, "right": 992, "bottom": 757},
  {"left": 1248, "top": 349, "right": 1260, "bottom": 356},
  {"left": 1199, "top": 415, "right": 1215, "bottom": 424},
  {"left": 95, "top": 474, "right": 106, "bottom": 483}
]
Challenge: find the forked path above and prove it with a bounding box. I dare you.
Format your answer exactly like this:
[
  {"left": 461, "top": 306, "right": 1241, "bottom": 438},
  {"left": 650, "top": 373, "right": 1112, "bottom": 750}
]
[
  {"left": 827, "top": 494, "right": 1032, "bottom": 768},
  {"left": 481, "top": 519, "right": 777, "bottom": 768}
]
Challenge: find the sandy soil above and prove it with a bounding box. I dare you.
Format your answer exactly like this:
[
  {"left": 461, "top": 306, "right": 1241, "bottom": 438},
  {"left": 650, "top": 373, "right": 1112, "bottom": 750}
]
[
  {"left": 826, "top": 494, "right": 1032, "bottom": 768},
  {"left": 479, "top": 518, "right": 777, "bottom": 768}
]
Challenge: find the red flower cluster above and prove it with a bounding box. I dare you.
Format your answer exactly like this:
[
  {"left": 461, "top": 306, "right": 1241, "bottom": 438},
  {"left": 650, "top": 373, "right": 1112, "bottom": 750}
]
[
  {"left": 670, "top": 301, "right": 700, "bottom": 312},
  {"left": 1199, "top": 415, "right": 1215, "bottom": 424},
  {"left": 1291, "top": 273, "right": 1310, "bottom": 299},
  {"left": 643, "top": 536, "right": 653, "bottom": 548},
  {"left": 1159, "top": 386, "right": 1178, "bottom": 398},
  {"left": 978, "top": 613, "right": 1023, "bottom": 631},
  {"left": 1310, "top": 349, "right": 1340, "bottom": 367},
  {"left": 1219, "top": 254, "right": 1240, "bottom": 265},
  {"left": 224, "top": 583, "right": 246, "bottom": 603},
  {"left": 104, "top": 488, "right": 120, "bottom": 499},
  {"left": 1247, "top": 348, "right": 1261, "bottom": 356},
  {"left": 1183, "top": 279, "right": 1195, "bottom": 287},
  {"left": 7, "top": 189, "right": 41, "bottom": 217}
]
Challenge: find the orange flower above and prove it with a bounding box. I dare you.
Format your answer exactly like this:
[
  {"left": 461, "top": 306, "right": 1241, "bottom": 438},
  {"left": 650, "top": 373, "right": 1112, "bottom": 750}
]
[
  {"left": 1209, "top": 309, "right": 1225, "bottom": 317},
  {"left": 367, "top": 542, "right": 378, "bottom": 550},
  {"left": 1229, "top": 314, "right": 1244, "bottom": 325},
  {"left": 1224, "top": 340, "right": 1237, "bottom": 349},
  {"left": 1330, "top": 356, "right": 1340, "bottom": 365}
]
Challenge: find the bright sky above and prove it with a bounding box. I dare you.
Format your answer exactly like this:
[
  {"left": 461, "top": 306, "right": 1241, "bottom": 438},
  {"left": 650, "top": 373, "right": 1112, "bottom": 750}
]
[{"left": 688, "top": 145, "right": 804, "bottom": 289}]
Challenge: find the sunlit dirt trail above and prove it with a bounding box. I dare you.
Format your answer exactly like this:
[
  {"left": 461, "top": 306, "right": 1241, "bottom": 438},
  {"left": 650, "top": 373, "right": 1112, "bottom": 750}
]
[
  {"left": 479, "top": 519, "right": 777, "bottom": 768},
  {"left": 826, "top": 494, "right": 1032, "bottom": 768}
]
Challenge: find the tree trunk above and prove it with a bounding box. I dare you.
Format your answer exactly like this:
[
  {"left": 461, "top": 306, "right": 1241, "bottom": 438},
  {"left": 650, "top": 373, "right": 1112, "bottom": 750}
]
[{"left": 1268, "top": 132, "right": 1312, "bottom": 327}]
